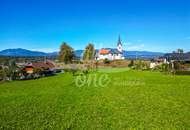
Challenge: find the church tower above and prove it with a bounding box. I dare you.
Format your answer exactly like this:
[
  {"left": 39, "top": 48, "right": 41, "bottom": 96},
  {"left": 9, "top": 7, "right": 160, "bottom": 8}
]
[{"left": 117, "top": 35, "right": 122, "bottom": 52}]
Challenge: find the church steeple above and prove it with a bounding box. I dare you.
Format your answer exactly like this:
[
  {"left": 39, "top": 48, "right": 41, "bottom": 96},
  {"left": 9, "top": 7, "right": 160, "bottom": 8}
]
[
  {"left": 117, "top": 35, "right": 122, "bottom": 46},
  {"left": 117, "top": 35, "right": 122, "bottom": 52}
]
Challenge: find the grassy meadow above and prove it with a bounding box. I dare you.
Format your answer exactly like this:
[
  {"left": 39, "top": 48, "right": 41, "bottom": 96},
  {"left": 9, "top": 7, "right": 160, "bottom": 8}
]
[{"left": 0, "top": 68, "right": 190, "bottom": 129}]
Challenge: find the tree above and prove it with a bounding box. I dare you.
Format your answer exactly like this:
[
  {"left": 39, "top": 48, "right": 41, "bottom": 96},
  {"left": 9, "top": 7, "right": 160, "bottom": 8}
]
[
  {"left": 0, "top": 60, "right": 18, "bottom": 81},
  {"left": 134, "top": 60, "right": 149, "bottom": 70},
  {"left": 59, "top": 42, "right": 75, "bottom": 64},
  {"left": 177, "top": 49, "right": 184, "bottom": 54},
  {"left": 0, "top": 66, "right": 6, "bottom": 81},
  {"left": 6, "top": 60, "right": 18, "bottom": 80},
  {"left": 128, "top": 60, "right": 134, "bottom": 67},
  {"left": 83, "top": 43, "right": 95, "bottom": 61}
]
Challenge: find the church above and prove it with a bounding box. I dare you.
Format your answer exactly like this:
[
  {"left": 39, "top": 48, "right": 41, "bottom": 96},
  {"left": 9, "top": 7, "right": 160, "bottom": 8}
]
[{"left": 97, "top": 36, "right": 125, "bottom": 60}]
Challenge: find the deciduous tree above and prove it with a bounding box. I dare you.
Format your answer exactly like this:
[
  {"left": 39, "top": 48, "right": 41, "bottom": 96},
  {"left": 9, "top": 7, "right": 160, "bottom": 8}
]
[
  {"left": 59, "top": 42, "right": 75, "bottom": 64},
  {"left": 83, "top": 43, "right": 95, "bottom": 61}
]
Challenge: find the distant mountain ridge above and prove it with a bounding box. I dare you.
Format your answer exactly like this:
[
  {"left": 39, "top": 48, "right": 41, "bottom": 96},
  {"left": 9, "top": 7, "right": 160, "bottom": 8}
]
[
  {"left": 0, "top": 48, "right": 164, "bottom": 59},
  {"left": 123, "top": 51, "right": 164, "bottom": 59},
  {"left": 0, "top": 48, "right": 48, "bottom": 57}
]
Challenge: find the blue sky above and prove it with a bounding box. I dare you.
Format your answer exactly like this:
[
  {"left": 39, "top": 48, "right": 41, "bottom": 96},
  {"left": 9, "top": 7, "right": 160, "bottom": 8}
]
[{"left": 0, "top": 0, "right": 190, "bottom": 52}]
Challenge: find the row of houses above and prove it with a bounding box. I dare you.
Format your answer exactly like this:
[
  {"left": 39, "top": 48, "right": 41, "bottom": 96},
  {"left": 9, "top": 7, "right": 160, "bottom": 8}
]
[{"left": 150, "top": 52, "right": 190, "bottom": 70}]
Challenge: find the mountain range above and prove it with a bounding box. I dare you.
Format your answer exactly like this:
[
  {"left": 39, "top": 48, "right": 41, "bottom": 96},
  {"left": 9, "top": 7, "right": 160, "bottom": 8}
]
[{"left": 0, "top": 48, "right": 164, "bottom": 59}]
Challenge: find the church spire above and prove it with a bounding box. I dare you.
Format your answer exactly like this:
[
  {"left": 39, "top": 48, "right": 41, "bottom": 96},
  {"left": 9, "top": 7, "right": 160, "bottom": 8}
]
[
  {"left": 117, "top": 35, "right": 122, "bottom": 46},
  {"left": 117, "top": 35, "right": 123, "bottom": 52}
]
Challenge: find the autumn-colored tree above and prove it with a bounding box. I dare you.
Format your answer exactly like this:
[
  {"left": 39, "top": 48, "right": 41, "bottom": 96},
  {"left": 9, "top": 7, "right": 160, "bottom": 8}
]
[
  {"left": 59, "top": 42, "right": 75, "bottom": 64},
  {"left": 83, "top": 43, "right": 95, "bottom": 61}
]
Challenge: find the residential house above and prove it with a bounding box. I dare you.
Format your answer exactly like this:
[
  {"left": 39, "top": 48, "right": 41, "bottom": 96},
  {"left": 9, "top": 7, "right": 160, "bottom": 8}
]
[
  {"left": 25, "top": 60, "right": 56, "bottom": 74},
  {"left": 150, "top": 58, "right": 166, "bottom": 69},
  {"left": 163, "top": 52, "right": 190, "bottom": 70}
]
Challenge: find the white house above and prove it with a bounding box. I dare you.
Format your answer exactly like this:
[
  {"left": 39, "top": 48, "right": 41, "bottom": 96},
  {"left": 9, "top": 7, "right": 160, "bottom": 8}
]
[{"left": 150, "top": 58, "right": 168, "bottom": 69}]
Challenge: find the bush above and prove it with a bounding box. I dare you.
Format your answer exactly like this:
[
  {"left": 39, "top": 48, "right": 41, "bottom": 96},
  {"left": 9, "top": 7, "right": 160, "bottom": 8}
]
[
  {"left": 103, "top": 58, "right": 110, "bottom": 64},
  {"left": 134, "top": 60, "right": 149, "bottom": 70},
  {"left": 175, "top": 70, "right": 190, "bottom": 75},
  {"left": 63, "top": 68, "right": 73, "bottom": 72},
  {"left": 160, "top": 63, "right": 172, "bottom": 72},
  {"left": 128, "top": 60, "right": 134, "bottom": 67}
]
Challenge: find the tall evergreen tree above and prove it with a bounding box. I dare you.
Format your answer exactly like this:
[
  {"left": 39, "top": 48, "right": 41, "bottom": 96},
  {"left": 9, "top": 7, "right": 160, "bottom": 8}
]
[
  {"left": 59, "top": 42, "right": 75, "bottom": 64},
  {"left": 83, "top": 43, "right": 95, "bottom": 61}
]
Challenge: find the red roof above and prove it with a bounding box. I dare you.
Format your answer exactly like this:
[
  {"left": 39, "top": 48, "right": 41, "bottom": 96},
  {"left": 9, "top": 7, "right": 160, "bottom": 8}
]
[
  {"left": 99, "top": 49, "right": 110, "bottom": 55},
  {"left": 26, "top": 61, "right": 55, "bottom": 69}
]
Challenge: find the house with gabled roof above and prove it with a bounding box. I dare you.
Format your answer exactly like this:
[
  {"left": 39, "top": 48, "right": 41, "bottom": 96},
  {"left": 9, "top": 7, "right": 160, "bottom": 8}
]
[{"left": 25, "top": 60, "right": 56, "bottom": 74}]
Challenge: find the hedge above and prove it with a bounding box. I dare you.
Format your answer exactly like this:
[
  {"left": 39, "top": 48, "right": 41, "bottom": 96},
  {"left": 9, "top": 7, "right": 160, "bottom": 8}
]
[{"left": 175, "top": 70, "right": 190, "bottom": 75}]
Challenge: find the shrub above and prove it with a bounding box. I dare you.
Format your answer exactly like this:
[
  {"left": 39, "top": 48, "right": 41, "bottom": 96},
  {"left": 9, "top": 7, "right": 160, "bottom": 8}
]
[
  {"left": 134, "top": 60, "right": 149, "bottom": 70},
  {"left": 128, "top": 60, "right": 134, "bottom": 67},
  {"left": 175, "top": 70, "right": 190, "bottom": 75},
  {"left": 151, "top": 63, "right": 172, "bottom": 74},
  {"left": 103, "top": 58, "right": 110, "bottom": 64}
]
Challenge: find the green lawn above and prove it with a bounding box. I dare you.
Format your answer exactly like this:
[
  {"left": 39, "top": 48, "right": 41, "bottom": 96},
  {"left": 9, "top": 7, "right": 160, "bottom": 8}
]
[{"left": 0, "top": 69, "right": 190, "bottom": 129}]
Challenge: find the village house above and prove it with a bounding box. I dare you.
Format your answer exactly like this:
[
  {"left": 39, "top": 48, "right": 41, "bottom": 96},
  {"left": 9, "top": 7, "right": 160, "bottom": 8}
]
[
  {"left": 164, "top": 52, "right": 190, "bottom": 70},
  {"left": 150, "top": 52, "right": 190, "bottom": 70},
  {"left": 24, "top": 60, "right": 56, "bottom": 74},
  {"left": 150, "top": 57, "right": 167, "bottom": 69},
  {"left": 97, "top": 36, "right": 125, "bottom": 60}
]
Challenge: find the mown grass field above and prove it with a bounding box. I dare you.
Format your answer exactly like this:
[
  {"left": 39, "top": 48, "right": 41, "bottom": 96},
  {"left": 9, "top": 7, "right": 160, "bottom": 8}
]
[{"left": 0, "top": 68, "right": 190, "bottom": 129}]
